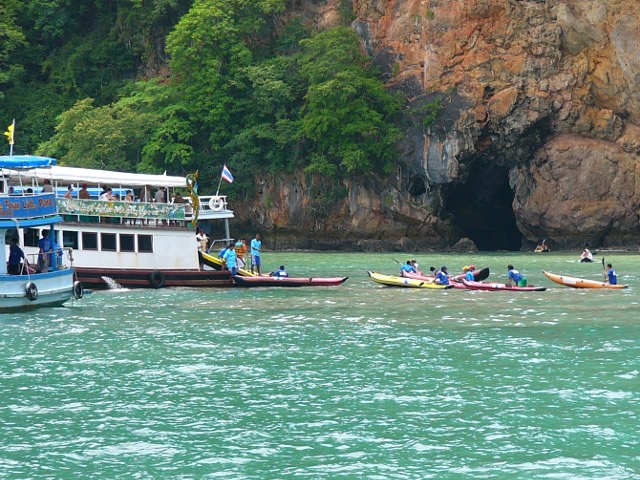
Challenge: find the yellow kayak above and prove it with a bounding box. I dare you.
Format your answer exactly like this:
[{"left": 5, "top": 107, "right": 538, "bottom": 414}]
[
  {"left": 542, "top": 271, "right": 628, "bottom": 289},
  {"left": 367, "top": 271, "right": 453, "bottom": 289},
  {"left": 199, "top": 250, "right": 257, "bottom": 277}
]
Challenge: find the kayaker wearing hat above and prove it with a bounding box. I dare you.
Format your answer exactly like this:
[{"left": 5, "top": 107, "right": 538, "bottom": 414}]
[
  {"left": 463, "top": 265, "right": 476, "bottom": 281},
  {"left": 435, "top": 266, "right": 450, "bottom": 285}
]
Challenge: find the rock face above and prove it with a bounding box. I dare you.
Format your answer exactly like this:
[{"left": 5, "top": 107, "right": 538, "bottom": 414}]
[{"left": 236, "top": 0, "right": 640, "bottom": 250}]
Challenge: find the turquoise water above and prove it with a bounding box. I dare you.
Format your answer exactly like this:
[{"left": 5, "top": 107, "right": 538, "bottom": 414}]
[{"left": 2, "top": 252, "right": 639, "bottom": 478}]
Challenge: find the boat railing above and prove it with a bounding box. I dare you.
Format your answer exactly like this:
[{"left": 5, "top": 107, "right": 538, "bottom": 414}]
[
  {"left": 198, "top": 195, "right": 229, "bottom": 213},
  {"left": 56, "top": 196, "right": 232, "bottom": 225},
  {"left": 20, "top": 247, "right": 74, "bottom": 274},
  {"left": 57, "top": 198, "right": 191, "bottom": 226}
]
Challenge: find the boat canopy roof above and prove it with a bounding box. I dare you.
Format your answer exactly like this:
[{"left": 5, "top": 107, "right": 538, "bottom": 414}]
[
  {"left": 0, "top": 155, "right": 56, "bottom": 169},
  {"left": 12, "top": 165, "right": 187, "bottom": 188}
]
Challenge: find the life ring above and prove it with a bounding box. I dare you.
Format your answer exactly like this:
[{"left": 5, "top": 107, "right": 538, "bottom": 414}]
[
  {"left": 73, "top": 281, "right": 84, "bottom": 299},
  {"left": 149, "top": 271, "right": 165, "bottom": 289},
  {"left": 209, "top": 196, "right": 224, "bottom": 211},
  {"left": 25, "top": 282, "right": 38, "bottom": 301}
]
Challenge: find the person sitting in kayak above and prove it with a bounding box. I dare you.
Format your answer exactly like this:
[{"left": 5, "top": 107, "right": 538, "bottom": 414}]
[
  {"left": 400, "top": 260, "right": 417, "bottom": 276},
  {"left": 606, "top": 263, "right": 617, "bottom": 285},
  {"left": 410, "top": 259, "right": 422, "bottom": 274},
  {"left": 435, "top": 266, "right": 450, "bottom": 285},
  {"left": 580, "top": 248, "right": 593, "bottom": 263},
  {"left": 270, "top": 265, "right": 289, "bottom": 278},
  {"left": 463, "top": 265, "right": 475, "bottom": 281},
  {"left": 534, "top": 240, "right": 550, "bottom": 253},
  {"left": 507, "top": 264, "right": 527, "bottom": 287}
]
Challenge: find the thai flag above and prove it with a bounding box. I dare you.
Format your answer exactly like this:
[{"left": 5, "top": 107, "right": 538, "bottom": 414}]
[{"left": 221, "top": 164, "right": 234, "bottom": 184}]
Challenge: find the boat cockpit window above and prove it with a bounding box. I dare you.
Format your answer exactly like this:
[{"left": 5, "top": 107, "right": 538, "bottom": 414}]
[
  {"left": 138, "top": 234, "right": 153, "bottom": 253},
  {"left": 101, "top": 233, "right": 116, "bottom": 251},
  {"left": 82, "top": 232, "right": 98, "bottom": 250},
  {"left": 120, "top": 234, "right": 135, "bottom": 252},
  {"left": 62, "top": 231, "right": 79, "bottom": 249}
]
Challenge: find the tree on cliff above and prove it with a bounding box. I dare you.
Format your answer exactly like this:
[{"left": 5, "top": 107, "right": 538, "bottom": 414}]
[{"left": 296, "top": 27, "right": 402, "bottom": 176}]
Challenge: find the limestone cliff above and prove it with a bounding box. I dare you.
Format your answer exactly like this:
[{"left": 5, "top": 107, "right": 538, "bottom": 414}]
[{"left": 235, "top": 0, "right": 640, "bottom": 250}]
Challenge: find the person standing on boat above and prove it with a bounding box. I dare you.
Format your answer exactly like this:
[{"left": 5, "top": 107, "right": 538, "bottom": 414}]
[
  {"left": 400, "top": 260, "right": 417, "bottom": 276},
  {"left": 79, "top": 183, "right": 91, "bottom": 199},
  {"left": 7, "top": 237, "right": 27, "bottom": 275},
  {"left": 196, "top": 230, "right": 209, "bottom": 252},
  {"left": 63, "top": 185, "right": 73, "bottom": 199},
  {"left": 140, "top": 185, "right": 151, "bottom": 203},
  {"left": 42, "top": 178, "right": 54, "bottom": 193},
  {"left": 154, "top": 186, "right": 166, "bottom": 203},
  {"left": 507, "top": 265, "right": 527, "bottom": 287},
  {"left": 606, "top": 263, "right": 618, "bottom": 285},
  {"left": 37, "top": 229, "right": 53, "bottom": 272},
  {"left": 235, "top": 238, "right": 247, "bottom": 268},
  {"left": 99, "top": 187, "right": 115, "bottom": 201},
  {"left": 222, "top": 242, "right": 238, "bottom": 276},
  {"left": 435, "top": 266, "right": 450, "bottom": 285},
  {"left": 250, "top": 233, "right": 262, "bottom": 275}
]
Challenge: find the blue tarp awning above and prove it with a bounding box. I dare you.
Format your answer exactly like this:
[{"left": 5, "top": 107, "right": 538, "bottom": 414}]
[{"left": 0, "top": 155, "right": 57, "bottom": 169}]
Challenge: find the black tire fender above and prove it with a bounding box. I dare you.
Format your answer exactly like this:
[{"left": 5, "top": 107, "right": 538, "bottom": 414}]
[
  {"left": 73, "top": 281, "right": 84, "bottom": 299},
  {"left": 149, "top": 271, "right": 165, "bottom": 289},
  {"left": 26, "top": 282, "right": 38, "bottom": 301}
]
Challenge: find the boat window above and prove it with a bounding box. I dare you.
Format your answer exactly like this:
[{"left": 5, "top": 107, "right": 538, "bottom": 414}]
[
  {"left": 120, "top": 234, "right": 135, "bottom": 252},
  {"left": 138, "top": 234, "right": 153, "bottom": 253},
  {"left": 62, "top": 231, "right": 79, "bottom": 249},
  {"left": 82, "top": 232, "right": 98, "bottom": 250},
  {"left": 24, "top": 228, "right": 40, "bottom": 247},
  {"left": 4, "top": 228, "right": 18, "bottom": 245},
  {"left": 101, "top": 233, "right": 117, "bottom": 251}
]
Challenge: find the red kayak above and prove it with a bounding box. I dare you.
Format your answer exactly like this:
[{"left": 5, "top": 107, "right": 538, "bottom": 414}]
[
  {"left": 462, "top": 279, "right": 546, "bottom": 292},
  {"left": 233, "top": 275, "right": 348, "bottom": 287}
]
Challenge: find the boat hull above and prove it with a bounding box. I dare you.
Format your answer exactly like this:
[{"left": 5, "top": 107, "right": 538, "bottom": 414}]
[
  {"left": 462, "top": 279, "right": 547, "bottom": 291},
  {"left": 368, "top": 271, "right": 453, "bottom": 289},
  {"left": 76, "top": 267, "right": 232, "bottom": 289},
  {"left": 232, "top": 275, "right": 348, "bottom": 287},
  {"left": 0, "top": 269, "right": 75, "bottom": 311},
  {"left": 542, "top": 271, "right": 628, "bottom": 289}
]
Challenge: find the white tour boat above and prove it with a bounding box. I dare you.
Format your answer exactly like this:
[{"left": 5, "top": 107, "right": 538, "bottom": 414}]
[
  {"left": 0, "top": 155, "right": 81, "bottom": 310},
  {"left": 2, "top": 165, "right": 236, "bottom": 289}
]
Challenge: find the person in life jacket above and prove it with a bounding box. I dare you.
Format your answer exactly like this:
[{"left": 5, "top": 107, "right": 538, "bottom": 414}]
[
  {"left": 400, "top": 260, "right": 417, "bottom": 276},
  {"left": 435, "top": 266, "right": 450, "bottom": 285},
  {"left": 463, "top": 265, "right": 476, "bottom": 281},
  {"left": 234, "top": 239, "right": 247, "bottom": 268},
  {"left": 270, "top": 265, "right": 289, "bottom": 278},
  {"left": 606, "top": 263, "right": 618, "bottom": 285},
  {"left": 507, "top": 264, "right": 527, "bottom": 287}
]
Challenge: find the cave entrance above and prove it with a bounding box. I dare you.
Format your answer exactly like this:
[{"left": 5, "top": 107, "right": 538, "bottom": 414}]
[{"left": 445, "top": 162, "right": 522, "bottom": 251}]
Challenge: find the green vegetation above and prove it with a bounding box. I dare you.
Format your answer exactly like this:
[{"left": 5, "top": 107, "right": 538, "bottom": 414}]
[
  {"left": 1, "top": 0, "right": 402, "bottom": 193},
  {"left": 420, "top": 100, "right": 443, "bottom": 127}
]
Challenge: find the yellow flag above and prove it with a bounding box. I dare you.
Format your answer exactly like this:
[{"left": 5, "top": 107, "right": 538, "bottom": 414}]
[{"left": 4, "top": 123, "right": 14, "bottom": 145}]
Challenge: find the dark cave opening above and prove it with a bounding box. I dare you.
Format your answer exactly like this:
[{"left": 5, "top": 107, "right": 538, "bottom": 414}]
[{"left": 445, "top": 163, "right": 523, "bottom": 251}]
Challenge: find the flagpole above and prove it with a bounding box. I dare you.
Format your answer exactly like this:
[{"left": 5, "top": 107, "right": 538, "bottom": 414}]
[{"left": 215, "top": 176, "right": 222, "bottom": 197}]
